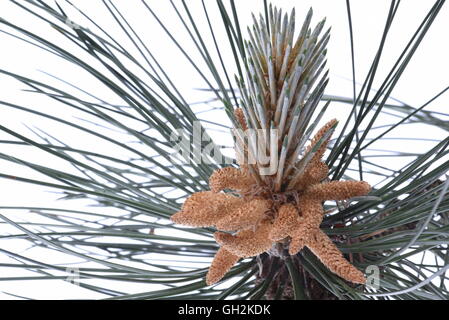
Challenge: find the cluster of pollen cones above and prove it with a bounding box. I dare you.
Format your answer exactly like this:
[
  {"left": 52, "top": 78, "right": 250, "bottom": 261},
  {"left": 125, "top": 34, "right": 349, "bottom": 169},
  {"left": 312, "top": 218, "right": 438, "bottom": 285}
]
[
  {"left": 171, "top": 113, "right": 371, "bottom": 286},
  {"left": 171, "top": 4, "right": 371, "bottom": 288}
]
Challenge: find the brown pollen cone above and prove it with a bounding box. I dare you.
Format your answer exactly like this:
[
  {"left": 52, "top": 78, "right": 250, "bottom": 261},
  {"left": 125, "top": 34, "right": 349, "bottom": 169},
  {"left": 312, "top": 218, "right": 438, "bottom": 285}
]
[
  {"left": 214, "top": 220, "right": 273, "bottom": 258},
  {"left": 170, "top": 191, "right": 244, "bottom": 227},
  {"left": 234, "top": 108, "right": 248, "bottom": 131},
  {"left": 306, "top": 118, "right": 338, "bottom": 164},
  {"left": 206, "top": 247, "right": 240, "bottom": 286},
  {"left": 293, "top": 161, "right": 329, "bottom": 191},
  {"left": 306, "top": 180, "right": 371, "bottom": 201},
  {"left": 209, "top": 166, "right": 255, "bottom": 193},
  {"left": 306, "top": 229, "right": 366, "bottom": 284},
  {"left": 269, "top": 203, "right": 300, "bottom": 241},
  {"left": 215, "top": 198, "right": 272, "bottom": 231}
]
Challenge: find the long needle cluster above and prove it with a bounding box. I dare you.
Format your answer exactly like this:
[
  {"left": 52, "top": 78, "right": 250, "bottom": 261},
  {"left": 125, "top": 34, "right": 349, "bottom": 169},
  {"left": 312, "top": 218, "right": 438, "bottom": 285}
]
[{"left": 236, "top": 5, "right": 330, "bottom": 189}]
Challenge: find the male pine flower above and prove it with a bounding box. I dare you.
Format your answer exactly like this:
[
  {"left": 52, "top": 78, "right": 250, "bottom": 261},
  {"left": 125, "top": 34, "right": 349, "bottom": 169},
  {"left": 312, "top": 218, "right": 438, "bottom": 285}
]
[{"left": 171, "top": 5, "right": 370, "bottom": 286}]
